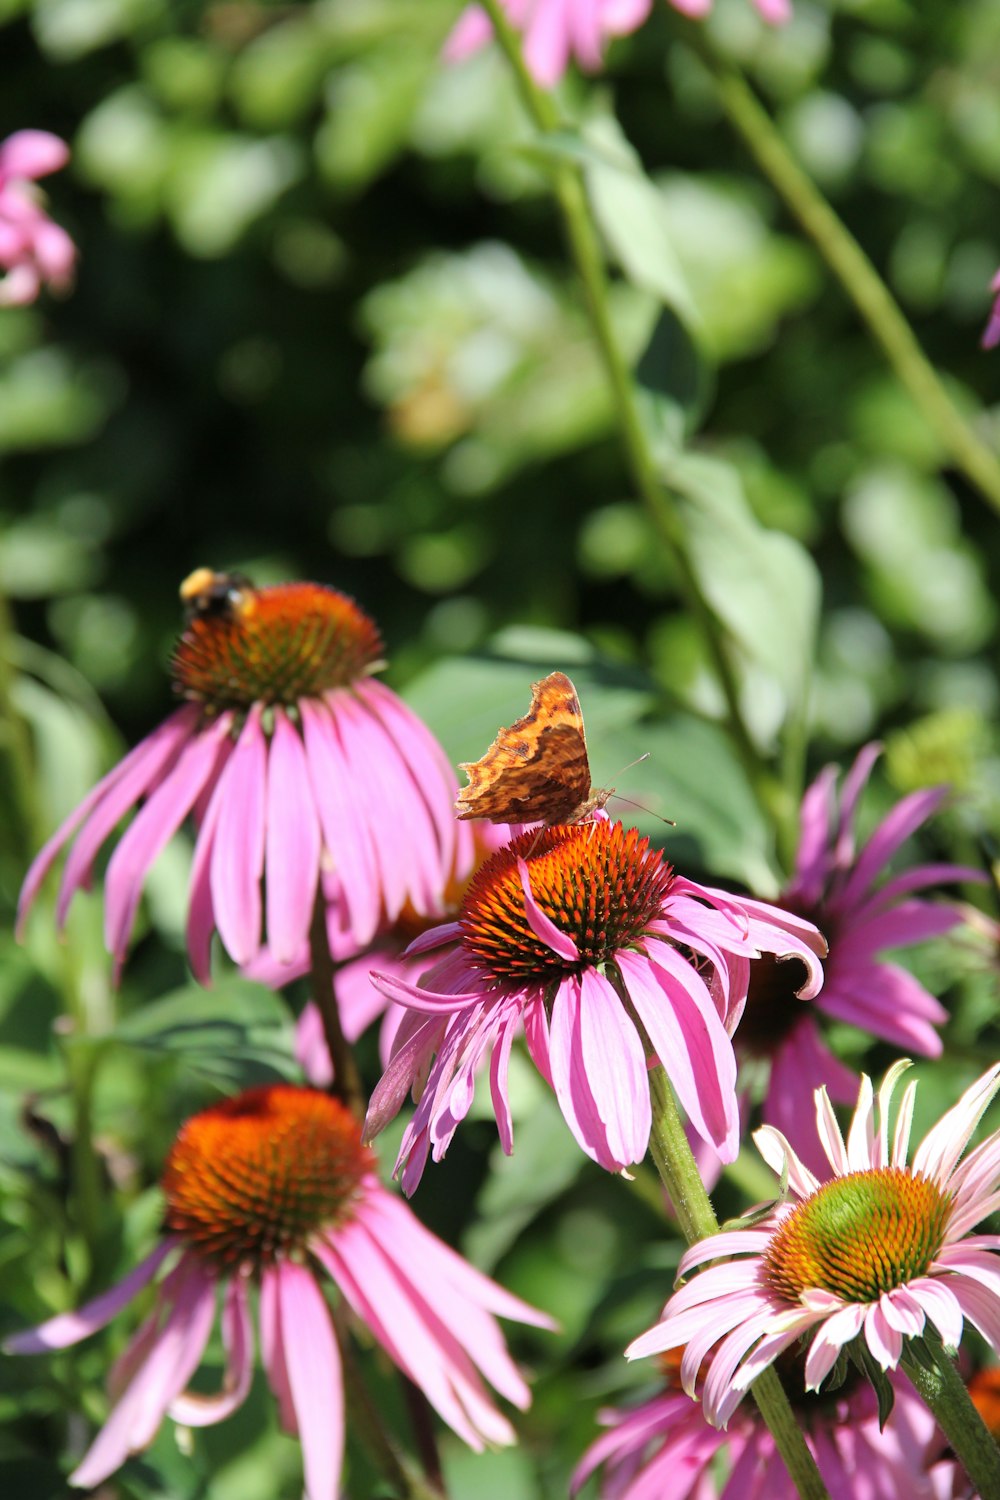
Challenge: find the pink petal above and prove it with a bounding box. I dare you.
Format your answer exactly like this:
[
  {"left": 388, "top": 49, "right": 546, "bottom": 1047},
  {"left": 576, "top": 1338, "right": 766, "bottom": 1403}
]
[
  {"left": 24, "top": 707, "right": 199, "bottom": 934},
  {"left": 169, "top": 1275, "right": 253, "bottom": 1425},
  {"left": 0, "top": 130, "right": 70, "bottom": 181},
  {"left": 209, "top": 705, "right": 267, "bottom": 965},
  {"left": 103, "top": 716, "right": 231, "bottom": 981},
  {"left": 518, "top": 857, "right": 580, "bottom": 961},
  {"left": 259, "top": 1266, "right": 297, "bottom": 1433},
  {"left": 300, "top": 698, "right": 381, "bottom": 947},
  {"left": 264, "top": 710, "right": 322, "bottom": 963},
  {"left": 69, "top": 1257, "right": 216, "bottom": 1489},
  {"left": 4, "top": 1240, "right": 174, "bottom": 1353},
  {"left": 618, "top": 946, "right": 738, "bottom": 1162},
  {"left": 275, "top": 1262, "right": 344, "bottom": 1500},
  {"left": 184, "top": 735, "right": 235, "bottom": 982},
  {"left": 576, "top": 965, "right": 649, "bottom": 1165}
]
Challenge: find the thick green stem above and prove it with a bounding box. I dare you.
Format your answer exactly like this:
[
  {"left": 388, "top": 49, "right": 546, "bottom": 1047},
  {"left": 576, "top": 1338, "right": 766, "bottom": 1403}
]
[
  {"left": 696, "top": 50, "right": 1000, "bottom": 516},
  {"left": 646, "top": 1067, "right": 831, "bottom": 1500},
  {"left": 478, "top": 0, "right": 775, "bottom": 813},
  {"left": 308, "top": 898, "right": 366, "bottom": 1119},
  {"left": 902, "top": 1345, "right": 1000, "bottom": 1500}
]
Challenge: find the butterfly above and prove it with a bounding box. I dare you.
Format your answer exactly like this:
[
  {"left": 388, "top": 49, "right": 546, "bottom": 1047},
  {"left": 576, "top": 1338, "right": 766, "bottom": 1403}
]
[{"left": 455, "top": 671, "right": 611, "bottom": 826}]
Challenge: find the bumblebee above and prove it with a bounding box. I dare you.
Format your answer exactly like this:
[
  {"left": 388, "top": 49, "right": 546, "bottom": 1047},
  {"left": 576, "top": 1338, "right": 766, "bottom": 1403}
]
[{"left": 179, "top": 568, "right": 253, "bottom": 622}]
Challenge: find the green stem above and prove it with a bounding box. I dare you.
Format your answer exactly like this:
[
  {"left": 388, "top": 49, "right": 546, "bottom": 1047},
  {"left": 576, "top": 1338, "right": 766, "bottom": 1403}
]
[
  {"left": 695, "top": 49, "right": 1000, "bottom": 516},
  {"left": 332, "top": 1305, "right": 449, "bottom": 1500},
  {"left": 308, "top": 898, "right": 366, "bottom": 1120},
  {"left": 901, "top": 1344, "right": 1000, "bottom": 1500},
  {"left": 646, "top": 1066, "right": 831, "bottom": 1500},
  {"left": 0, "top": 590, "right": 38, "bottom": 863},
  {"left": 478, "top": 0, "right": 774, "bottom": 812}
]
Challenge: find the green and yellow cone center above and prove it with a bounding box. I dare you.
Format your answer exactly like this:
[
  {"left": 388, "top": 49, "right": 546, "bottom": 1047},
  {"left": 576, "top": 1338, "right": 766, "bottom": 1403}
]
[
  {"left": 162, "top": 1085, "right": 374, "bottom": 1268},
  {"left": 763, "top": 1166, "right": 952, "bottom": 1304},
  {"left": 171, "top": 574, "right": 384, "bottom": 711},
  {"left": 459, "top": 821, "right": 673, "bottom": 984}
]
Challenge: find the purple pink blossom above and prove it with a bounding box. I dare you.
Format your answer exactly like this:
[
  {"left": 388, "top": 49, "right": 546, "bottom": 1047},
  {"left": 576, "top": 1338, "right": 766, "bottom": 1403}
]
[
  {"left": 982, "top": 269, "right": 1000, "bottom": 351},
  {"left": 737, "top": 744, "right": 979, "bottom": 1176},
  {"left": 364, "top": 817, "right": 824, "bottom": 1192},
  {"left": 6, "top": 1085, "right": 554, "bottom": 1495},
  {"left": 0, "top": 130, "right": 76, "bottom": 306},
  {"left": 18, "top": 575, "right": 462, "bottom": 981},
  {"left": 627, "top": 1060, "right": 1000, "bottom": 1429},
  {"left": 573, "top": 1348, "right": 944, "bottom": 1498}
]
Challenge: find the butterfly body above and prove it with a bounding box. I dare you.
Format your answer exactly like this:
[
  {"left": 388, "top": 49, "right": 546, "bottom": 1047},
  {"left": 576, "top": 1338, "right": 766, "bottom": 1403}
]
[{"left": 455, "top": 671, "right": 610, "bottom": 826}]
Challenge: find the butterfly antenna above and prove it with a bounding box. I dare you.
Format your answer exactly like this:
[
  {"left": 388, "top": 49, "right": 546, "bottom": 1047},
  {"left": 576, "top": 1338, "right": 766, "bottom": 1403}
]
[{"left": 608, "top": 793, "right": 676, "bottom": 829}]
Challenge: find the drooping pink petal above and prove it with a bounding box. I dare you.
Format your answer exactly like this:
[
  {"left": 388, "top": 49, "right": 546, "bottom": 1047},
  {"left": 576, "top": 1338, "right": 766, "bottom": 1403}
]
[
  {"left": 259, "top": 1265, "right": 297, "bottom": 1433},
  {"left": 103, "top": 715, "right": 232, "bottom": 981},
  {"left": 41, "top": 707, "right": 200, "bottom": 932},
  {"left": 300, "top": 698, "right": 381, "bottom": 947},
  {"left": 275, "top": 1261, "right": 344, "bottom": 1500},
  {"left": 185, "top": 734, "right": 235, "bottom": 982},
  {"left": 169, "top": 1275, "right": 254, "bottom": 1426},
  {"left": 209, "top": 704, "right": 267, "bottom": 965},
  {"left": 4, "top": 1240, "right": 175, "bottom": 1353},
  {"left": 264, "top": 709, "right": 322, "bottom": 963},
  {"left": 518, "top": 857, "right": 580, "bottom": 961},
  {"left": 618, "top": 946, "right": 738, "bottom": 1162},
  {"left": 69, "top": 1257, "right": 217, "bottom": 1490}
]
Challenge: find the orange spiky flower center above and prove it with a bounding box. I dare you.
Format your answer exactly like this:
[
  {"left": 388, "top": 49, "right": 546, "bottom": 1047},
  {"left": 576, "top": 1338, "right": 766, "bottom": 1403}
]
[
  {"left": 171, "top": 578, "right": 384, "bottom": 711},
  {"left": 763, "top": 1167, "right": 952, "bottom": 1305},
  {"left": 162, "top": 1085, "right": 374, "bottom": 1268},
  {"left": 459, "top": 821, "right": 673, "bottom": 983}
]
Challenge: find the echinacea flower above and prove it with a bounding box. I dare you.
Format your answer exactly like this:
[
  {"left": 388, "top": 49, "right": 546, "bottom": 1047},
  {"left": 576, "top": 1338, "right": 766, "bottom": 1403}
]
[
  {"left": 736, "top": 744, "right": 979, "bottom": 1174},
  {"left": 445, "top": 0, "right": 653, "bottom": 88},
  {"left": 6, "top": 1085, "right": 554, "bottom": 1495},
  {"left": 18, "top": 572, "right": 462, "bottom": 981},
  {"left": 0, "top": 130, "right": 76, "bottom": 306},
  {"left": 572, "top": 1347, "right": 942, "bottom": 1498},
  {"left": 365, "top": 818, "right": 824, "bottom": 1193},
  {"left": 982, "top": 269, "right": 1000, "bottom": 351},
  {"left": 627, "top": 1060, "right": 1000, "bottom": 1429}
]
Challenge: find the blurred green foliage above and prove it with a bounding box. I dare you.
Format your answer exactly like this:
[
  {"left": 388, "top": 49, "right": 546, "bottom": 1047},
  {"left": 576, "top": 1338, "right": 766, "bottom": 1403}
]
[{"left": 2, "top": 0, "right": 1000, "bottom": 1495}]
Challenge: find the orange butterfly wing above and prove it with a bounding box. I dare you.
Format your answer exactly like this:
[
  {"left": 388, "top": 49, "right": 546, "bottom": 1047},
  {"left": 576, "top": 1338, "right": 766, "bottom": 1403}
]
[{"left": 455, "top": 672, "right": 597, "bottom": 825}]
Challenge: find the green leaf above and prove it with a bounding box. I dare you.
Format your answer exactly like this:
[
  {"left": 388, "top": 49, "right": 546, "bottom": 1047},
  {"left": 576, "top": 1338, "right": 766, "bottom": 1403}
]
[
  {"left": 664, "top": 452, "right": 821, "bottom": 729},
  {"left": 110, "top": 979, "right": 298, "bottom": 1085},
  {"left": 581, "top": 115, "right": 700, "bottom": 327},
  {"left": 614, "top": 713, "right": 780, "bottom": 892},
  {"left": 635, "top": 306, "right": 712, "bottom": 454},
  {"left": 401, "top": 631, "right": 657, "bottom": 766}
]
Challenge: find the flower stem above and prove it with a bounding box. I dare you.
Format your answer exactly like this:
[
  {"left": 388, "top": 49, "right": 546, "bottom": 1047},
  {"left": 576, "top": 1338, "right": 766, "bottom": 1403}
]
[
  {"left": 693, "top": 46, "right": 1000, "bottom": 516},
  {"left": 476, "top": 0, "right": 773, "bottom": 810},
  {"left": 902, "top": 1343, "right": 1000, "bottom": 1500},
  {"left": 308, "top": 897, "right": 366, "bottom": 1120},
  {"left": 332, "top": 1304, "right": 449, "bottom": 1500},
  {"left": 646, "top": 1065, "right": 831, "bottom": 1500}
]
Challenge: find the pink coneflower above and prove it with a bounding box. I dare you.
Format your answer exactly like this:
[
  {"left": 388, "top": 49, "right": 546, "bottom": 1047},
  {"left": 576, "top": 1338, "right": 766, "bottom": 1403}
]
[
  {"left": 573, "top": 1347, "right": 942, "bottom": 1498},
  {"left": 736, "top": 744, "right": 978, "bottom": 1173},
  {"left": 364, "top": 818, "right": 824, "bottom": 1193},
  {"left": 18, "top": 571, "right": 461, "bottom": 981},
  {"left": 445, "top": 0, "right": 653, "bottom": 87},
  {"left": 0, "top": 130, "right": 76, "bottom": 306},
  {"left": 982, "top": 269, "right": 1000, "bottom": 351},
  {"left": 6, "top": 1085, "right": 554, "bottom": 1494},
  {"left": 627, "top": 1060, "right": 1000, "bottom": 1429}
]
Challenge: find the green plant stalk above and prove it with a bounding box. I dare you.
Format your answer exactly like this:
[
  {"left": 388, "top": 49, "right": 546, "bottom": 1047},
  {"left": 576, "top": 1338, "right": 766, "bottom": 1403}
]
[
  {"left": 308, "top": 896, "right": 367, "bottom": 1119},
  {"left": 477, "top": 0, "right": 777, "bottom": 817},
  {"left": 647, "top": 1066, "right": 831, "bottom": 1500},
  {"left": 0, "top": 590, "right": 38, "bottom": 865},
  {"left": 696, "top": 50, "right": 1000, "bottom": 517},
  {"left": 901, "top": 1344, "right": 1000, "bottom": 1499}
]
